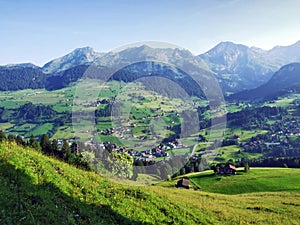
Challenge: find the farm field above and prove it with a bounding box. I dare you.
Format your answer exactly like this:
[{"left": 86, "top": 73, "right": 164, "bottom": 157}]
[{"left": 1, "top": 80, "right": 300, "bottom": 180}]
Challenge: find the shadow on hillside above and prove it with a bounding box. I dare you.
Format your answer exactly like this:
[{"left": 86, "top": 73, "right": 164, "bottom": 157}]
[{"left": 0, "top": 159, "right": 151, "bottom": 225}]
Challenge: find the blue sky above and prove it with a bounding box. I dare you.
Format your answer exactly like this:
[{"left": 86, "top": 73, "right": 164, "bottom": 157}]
[{"left": 1, "top": 0, "right": 300, "bottom": 66}]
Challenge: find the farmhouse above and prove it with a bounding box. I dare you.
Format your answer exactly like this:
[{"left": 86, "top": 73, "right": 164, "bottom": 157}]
[
  {"left": 219, "top": 164, "right": 236, "bottom": 175},
  {"left": 176, "top": 178, "right": 190, "bottom": 189}
]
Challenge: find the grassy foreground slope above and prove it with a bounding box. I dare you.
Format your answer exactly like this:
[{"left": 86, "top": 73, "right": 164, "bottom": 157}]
[{"left": 1, "top": 142, "right": 300, "bottom": 225}]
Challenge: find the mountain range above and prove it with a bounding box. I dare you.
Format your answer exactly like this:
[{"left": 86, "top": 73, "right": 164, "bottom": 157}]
[
  {"left": 229, "top": 63, "right": 300, "bottom": 101},
  {"left": 1, "top": 41, "right": 300, "bottom": 100},
  {"left": 199, "top": 41, "right": 300, "bottom": 93}
]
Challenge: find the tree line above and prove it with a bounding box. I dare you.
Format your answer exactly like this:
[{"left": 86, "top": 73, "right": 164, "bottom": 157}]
[{"left": 0, "top": 131, "right": 90, "bottom": 170}]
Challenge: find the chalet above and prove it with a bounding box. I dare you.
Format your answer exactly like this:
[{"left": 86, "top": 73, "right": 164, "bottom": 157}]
[
  {"left": 219, "top": 164, "right": 236, "bottom": 175},
  {"left": 176, "top": 178, "right": 190, "bottom": 189}
]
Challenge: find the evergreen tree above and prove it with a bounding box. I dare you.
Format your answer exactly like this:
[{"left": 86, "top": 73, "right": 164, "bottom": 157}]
[
  {"left": 180, "top": 167, "right": 186, "bottom": 176},
  {"left": 61, "top": 139, "right": 71, "bottom": 161},
  {"left": 244, "top": 162, "right": 250, "bottom": 173},
  {"left": 51, "top": 139, "right": 59, "bottom": 156},
  {"left": 40, "top": 134, "right": 51, "bottom": 154},
  {"left": 71, "top": 142, "right": 79, "bottom": 154},
  {"left": 28, "top": 134, "right": 39, "bottom": 149},
  {"left": 7, "top": 134, "right": 15, "bottom": 142},
  {"left": 0, "top": 130, "right": 6, "bottom": 142}
]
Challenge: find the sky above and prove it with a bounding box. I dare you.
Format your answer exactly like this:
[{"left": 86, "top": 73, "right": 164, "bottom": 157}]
[{"left": 1, "top": 0, "right": 300, "bottom": 66}]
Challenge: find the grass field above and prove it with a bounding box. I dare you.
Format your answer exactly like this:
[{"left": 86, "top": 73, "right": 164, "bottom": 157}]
[
  {"left": 226, "top": 128, "right": 269, "bottom": 142},
  {"left": 264, "top": 94, "right": 300, "bottom": 107},
  {"left": 1, "top": 142, "right": 300, "bottom": 224},
  {"left": 51, "top": 126, "right": 75, "bottom": 139},
  {"left": 0, "top": 122, "right": 14, "bottom": 130},
  {"left": 187, "top": 168, "right": 300, "bottom": 195},
  {"left": 29, "top": 123, "right": 54, "bottom": 137},
  {"left": 213, "top": 145, "right": 263, "bottom": 163}
]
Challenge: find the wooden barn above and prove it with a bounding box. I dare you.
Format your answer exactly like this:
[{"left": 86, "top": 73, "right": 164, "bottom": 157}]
[
  {"left": 219, "top": 164, "right": 236, "bottom": 175},
  {"left": 176, "top": 178, "right": 190, "bottom": 189}
]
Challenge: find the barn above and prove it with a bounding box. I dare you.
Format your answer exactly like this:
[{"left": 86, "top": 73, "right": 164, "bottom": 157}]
[
  {"left": 176, "top": 178, "right": 190, "bottom": 189},
  {"left": 219, "top": 164, "right": 236, "bottom": 175}
]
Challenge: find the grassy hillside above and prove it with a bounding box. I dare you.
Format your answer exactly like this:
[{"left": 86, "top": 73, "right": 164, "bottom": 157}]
[{"left": 1, "top": 142, "right": 300, "bottom": 225}]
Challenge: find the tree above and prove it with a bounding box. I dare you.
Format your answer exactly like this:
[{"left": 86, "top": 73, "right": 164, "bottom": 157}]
[
  {"left": 244, "top": 162, "right": 250, "bottom": 173},
  {"left": 71, "top": 142, "right": 79, "bottom": 154},
  {"left": 179, "top": 167, "right": 186, "bottom": 176},
  {"left": 40, "top": 134, "right": 51, "bottom": 154},
  {"left": 106, "top": 152, "right": 134, "bottom": 179},
  {"left": 81, "top": 151, "right": 95, "bottom": 165},
  {"left": 73, "top": 154, "right": 90, "bottom": 170},
  {"left": 212, "top": 164, "right": 220, "bottom": 175},
  {"left": 61, "top": 139, "right": 71, "bottom": 161},
  {"left": 28, "top": 134, "right": 39, "bottom": 149},
  {"left": 7, "top": 134, "right": 15, "bottom": 142},
  {"left": 51, "top": 139, "right": 59, "bottom": 156},
  {"left": 0, "top": 130, "right": 6, "bottom": 142}
]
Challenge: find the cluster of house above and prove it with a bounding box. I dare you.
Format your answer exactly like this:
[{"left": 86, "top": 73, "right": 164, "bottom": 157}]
[
  {"left": 239, "top": 119, "right": 300, "bottom": 151},
  {"left": 100, "top": 126, "right": 132, "bottom": 139},
  {"left": 265, "top": 120, "right": 300, "bottom": 138},
  {"left": 98, "top": 139, "right": 188, "bottom": 162},
  {"left": 74, "top": 99, "right": 112, "bottom": 108},
  {"left": 56, "top": 137, "right": 79, "bottom": 148},
  {"left": 133, "top": 146, "right": 170, "bottom": 162}
]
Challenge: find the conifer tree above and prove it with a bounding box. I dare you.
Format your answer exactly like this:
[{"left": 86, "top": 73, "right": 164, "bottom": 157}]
[
  {"left": 61, "top": 139, "right": 71, "bottom": 161},
  {"left": 0, "top": 130, "right": 6, "bottom": 142},
  {"left": 7, "top": 134, "right": 15, "bottom": 142},
  {"left": 29, "top": 134, "right": 39, "bottom": 149},
  {"left": 40, "top": 134, "right": 51, "bottom": 154},
  {"left": 51, "top": 139, "right": 59, "bottom": 156}
]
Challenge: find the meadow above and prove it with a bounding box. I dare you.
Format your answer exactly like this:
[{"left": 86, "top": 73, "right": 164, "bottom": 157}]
[
  {"left": 1, "top": 142, "right": 300, "bottom": 225},
  {"left": 187, "top": 168, "right": 300, "bottom": 194}
]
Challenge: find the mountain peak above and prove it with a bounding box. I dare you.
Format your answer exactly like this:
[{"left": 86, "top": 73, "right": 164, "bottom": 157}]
[
  {"left": 95, "top": 44, "right": 205, "bottom": 70},
  {"left": 73, "top": 46, "right": 95, "bottom": 54},
  {"left": 214, "top": 41, "right": 249, "bottom": 51},
  {"left": 42, "top": 46, "right": 103, "bottom": 74},
  {"left": 218, "top": 41, "right": 239, "bottom": 46}
]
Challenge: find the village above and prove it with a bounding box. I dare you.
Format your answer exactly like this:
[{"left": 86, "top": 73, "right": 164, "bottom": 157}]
[
  {"left": 239, "top": 117, "right": 300, "bottom": 156},
  {"left": 56, "top": 135, "right": 192, "bottom": 163}
]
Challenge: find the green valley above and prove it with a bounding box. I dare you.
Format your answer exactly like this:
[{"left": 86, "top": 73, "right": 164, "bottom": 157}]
[{"left": 1, "top": 31, "right": 300, "bottom": 225}]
